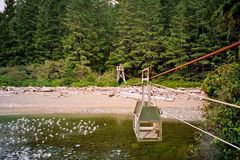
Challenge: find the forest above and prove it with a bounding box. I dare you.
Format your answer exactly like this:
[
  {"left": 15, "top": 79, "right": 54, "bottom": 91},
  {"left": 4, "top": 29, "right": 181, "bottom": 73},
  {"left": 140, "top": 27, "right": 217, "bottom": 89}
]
[
  {"left": 0, "top": 0, "right": 239, "bottom": 86},
  {"left": 0, "top": 0, "right": 239, "bottom": 159}
]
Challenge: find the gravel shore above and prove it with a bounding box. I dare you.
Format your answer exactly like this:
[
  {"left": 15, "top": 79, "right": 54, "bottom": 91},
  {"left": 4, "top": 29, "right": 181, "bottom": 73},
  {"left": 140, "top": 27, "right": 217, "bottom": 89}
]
[{"left": 0, "top": 86, "right": 205, "bottom": 121}]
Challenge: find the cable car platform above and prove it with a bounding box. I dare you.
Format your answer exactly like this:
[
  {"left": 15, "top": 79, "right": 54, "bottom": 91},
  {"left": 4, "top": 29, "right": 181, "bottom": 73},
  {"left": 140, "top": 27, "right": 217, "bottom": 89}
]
[{"left": 133, "top": 100, "right": 162, "bottom": 142}]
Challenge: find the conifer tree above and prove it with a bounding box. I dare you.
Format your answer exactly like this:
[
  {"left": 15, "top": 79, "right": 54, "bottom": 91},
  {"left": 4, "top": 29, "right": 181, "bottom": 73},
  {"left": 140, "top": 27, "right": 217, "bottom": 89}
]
[
  {"left": 34, "top": 0, "right": 51, "bottom": 62},
  {"left": 0, "top": 0, "right": 16, "bottom": 66},
  {"left": 47, "top": 0, "right": 67, "bottom": 60},
  {"left": 0, "top": 12, "right": 7, "bottom": 66},
  {"left": 8, "top": 0, "right": 38, "bottom": 65},
  {"left": 63, "top": 0, "right": 95, "bottom": 67},
  {"left": 107, "top": 0, "right": 164, "bottom": 75},
  {"left": 161, "top": 1, "right": 190, "bottom": 70}
]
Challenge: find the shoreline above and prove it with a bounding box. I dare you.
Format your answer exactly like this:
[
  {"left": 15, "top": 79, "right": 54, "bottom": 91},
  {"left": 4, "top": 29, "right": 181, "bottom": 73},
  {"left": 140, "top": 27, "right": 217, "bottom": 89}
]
[{"left": 0, "top": 86, "right": 205, "bottom": 121}]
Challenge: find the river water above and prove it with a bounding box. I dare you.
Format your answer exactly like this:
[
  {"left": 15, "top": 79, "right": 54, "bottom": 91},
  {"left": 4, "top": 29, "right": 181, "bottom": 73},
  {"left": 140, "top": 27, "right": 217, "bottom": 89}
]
[{"left": 0, "top": 114, "right": 198, "bottom": 160}]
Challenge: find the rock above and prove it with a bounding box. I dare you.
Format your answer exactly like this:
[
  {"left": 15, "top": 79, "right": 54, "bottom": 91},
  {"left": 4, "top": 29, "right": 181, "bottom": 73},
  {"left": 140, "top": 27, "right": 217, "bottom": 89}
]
[
  {"left": 37, "top": 149, "right": 43, "bottom": 154},
  {"left": 33, "top": 153, "right": 41, "bottom": 158},
  {"left": 21, "top": 155, "right": 29, "bottom": 160},
  {"left": 24, "top": 147, "right": 30, "bottom": 152},
  {"left": 40, "top": 87, "right": 53, "bottom": 92},
  {"left": 154, "top": 96, "right": 175, "bottom": 102},
  {"left": 57, "top": 92, "right": 64, "bottom": 98},
  {"left": 26, "top": 87, "right": 38, "bottom": 92},
  {"left": 47, "top": 153, "right": 52, "bottom": 157},
  {"left": 109, "top": 154, "right": 114, "bottom": 158},
  {"left": 75, "top": 144, "right": 81, "bottom": 148},
  {"left": 108, "top": 93, "right": 115, "bottom": 97},
  {"left": 43, "top": 153, "right": 47, "bottom": 158}
]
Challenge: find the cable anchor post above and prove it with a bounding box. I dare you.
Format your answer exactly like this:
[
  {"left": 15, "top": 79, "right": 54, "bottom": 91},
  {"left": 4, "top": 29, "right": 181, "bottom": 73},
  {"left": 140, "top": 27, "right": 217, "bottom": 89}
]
[{"left": 116, "top": 64, "right": 126, "bottom": 83}]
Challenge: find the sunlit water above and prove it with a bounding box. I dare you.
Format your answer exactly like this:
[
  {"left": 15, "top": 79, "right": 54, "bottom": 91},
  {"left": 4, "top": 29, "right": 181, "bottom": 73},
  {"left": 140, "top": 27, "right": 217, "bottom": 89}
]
[{"left": 0, "top": 114, "right": 198, "bottom": 160}]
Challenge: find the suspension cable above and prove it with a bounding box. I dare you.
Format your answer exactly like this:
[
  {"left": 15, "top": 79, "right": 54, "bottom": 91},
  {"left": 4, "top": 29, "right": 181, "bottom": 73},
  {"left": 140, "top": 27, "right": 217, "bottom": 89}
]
[
  {"left": 150, "top": 41, "right": 240, "bottom": 80},
  {"left": 147, "top": 42, "right": 240, "bottom": 150},
  {"left": 124, "top": 73, "right": 141, "bottom": 79},
  {"left": 151, "top": 88, "right": 240, "bottom": 151},
  {"left": 124, "top": 82, "right": 142, "bottom": 86},
  {"left": 164, "top": 112, "right": 240, "bottom": 150},
  {"left": 150, "top": 82, "right": 240, "bottom": 109},
  {"left": 123, "top": 72, "right": 142, "bottom": 86}
]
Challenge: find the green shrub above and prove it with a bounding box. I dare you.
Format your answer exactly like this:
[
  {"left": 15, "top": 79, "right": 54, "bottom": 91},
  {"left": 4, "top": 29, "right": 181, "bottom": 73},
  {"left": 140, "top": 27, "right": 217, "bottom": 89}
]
[
  {"left": 123, "top": 78, "right": 141, "bottom": 86},
  {"left": 36, "top": 60, "right": 64, "bottom": 80},
  {"left": 72, "top": 64, "right": 94, "bottom": 80},
  {"left": 94, "top": 81, "right": 118, "bottom": 87},
  {"left": 51, "top": 79, "right": 63, "bottom": 87},
  {"left": 5, "top": 66, "right": 29, "bottom": 80},
  {"left": 0, "top": 76, "right": 10, "bottom": 86},
  {"left": 96, "top": 70, "right": 116, "bottom": 83},
  {"left": 151, "top": 79, "right": 202, "bottom": 88},
  {"left": 71, "top": 80, "right": 93, "bottom": 87},
  {"left": 0, "top": 67, "right": 9, "bottom": 75},
  {"left": 202, "top": 63, "right": 240, "bottom": 159},
  {"left": 84, "top": 69, "right": 118, "bottom": 87},
  {"left": 166, "top": 73, "right": 184, "bottom": 81}
]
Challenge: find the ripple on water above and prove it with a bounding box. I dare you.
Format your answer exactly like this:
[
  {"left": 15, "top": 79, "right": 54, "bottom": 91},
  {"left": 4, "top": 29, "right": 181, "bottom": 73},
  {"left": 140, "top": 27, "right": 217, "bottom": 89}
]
[
  {"left": 0, "top": 115, "right": 197, "bottom": 160},
  {"left": 0, "top": 116, "right": 102, "bottom": 159}
]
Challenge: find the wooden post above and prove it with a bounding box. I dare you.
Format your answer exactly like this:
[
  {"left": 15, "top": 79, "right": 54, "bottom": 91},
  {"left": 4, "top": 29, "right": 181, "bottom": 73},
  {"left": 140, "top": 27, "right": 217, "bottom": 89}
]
[
  {"left": 147, "top": 85, "right": 151, "bottom": 106},
  {"left": 159, "top": 116, "right": 162, "bottom": 141},
  {"left": 141, "top": 68, "right": 151, "bottom": 106}
]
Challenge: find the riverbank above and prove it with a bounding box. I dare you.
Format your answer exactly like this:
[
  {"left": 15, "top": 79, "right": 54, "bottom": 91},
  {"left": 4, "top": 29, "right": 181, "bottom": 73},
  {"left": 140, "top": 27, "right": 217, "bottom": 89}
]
[{"left": 0, "top": 86, "right": 205, "bottom": 121}]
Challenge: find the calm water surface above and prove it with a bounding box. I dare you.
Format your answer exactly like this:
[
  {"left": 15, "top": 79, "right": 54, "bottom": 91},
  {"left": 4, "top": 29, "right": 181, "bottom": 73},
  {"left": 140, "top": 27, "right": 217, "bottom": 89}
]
[{"left": 0, "top": 114, "right": 198, "bottom": 160}]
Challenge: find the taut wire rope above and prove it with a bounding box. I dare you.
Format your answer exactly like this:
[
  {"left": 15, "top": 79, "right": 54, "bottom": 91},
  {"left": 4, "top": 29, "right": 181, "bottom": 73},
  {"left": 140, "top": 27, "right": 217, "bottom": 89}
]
[{"left": 152, "top": 89, "right": 240, "bottom": 150}]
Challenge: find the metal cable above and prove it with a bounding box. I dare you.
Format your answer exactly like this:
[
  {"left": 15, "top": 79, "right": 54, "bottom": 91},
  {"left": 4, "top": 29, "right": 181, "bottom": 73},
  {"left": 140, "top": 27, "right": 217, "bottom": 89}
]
[
  {"left": 124, "top": 73, "right": 141, "bottom": 79},
  {"left": 123, "top": 73, "right": 142, "bottom": 86},
  {"left": 122, "top": 81, "right": 142, "bottom": 86},
  {"left": 164, "top": 112, "right": 240, "bottom": 151},
  {"left": 150, "top": 41, "right": 240, "bottom": 80},
  {"left": 151, "top": 86, "right": 240, "bottom": 151},
  {"left": 150, "top": 82, "right": 240, "bottom": 109}
]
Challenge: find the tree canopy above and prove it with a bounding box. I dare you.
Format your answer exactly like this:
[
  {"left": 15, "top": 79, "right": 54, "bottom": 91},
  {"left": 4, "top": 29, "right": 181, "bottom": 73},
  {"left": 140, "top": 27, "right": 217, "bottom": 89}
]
[{"left": 0, "top": 0, "right": 238, "bottom": 78}]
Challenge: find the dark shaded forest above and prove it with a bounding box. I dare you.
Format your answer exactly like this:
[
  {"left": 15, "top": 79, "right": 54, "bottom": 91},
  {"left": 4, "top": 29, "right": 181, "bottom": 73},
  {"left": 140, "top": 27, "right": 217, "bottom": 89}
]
[{"left": 0, "top": 0, "right": 239, "bottom": 85}]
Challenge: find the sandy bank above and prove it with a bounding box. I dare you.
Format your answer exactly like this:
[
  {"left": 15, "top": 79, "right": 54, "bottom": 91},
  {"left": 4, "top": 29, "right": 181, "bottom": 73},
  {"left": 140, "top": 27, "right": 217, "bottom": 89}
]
[{"left": 0, "top": 86, "right": 205, "bottom": 121}]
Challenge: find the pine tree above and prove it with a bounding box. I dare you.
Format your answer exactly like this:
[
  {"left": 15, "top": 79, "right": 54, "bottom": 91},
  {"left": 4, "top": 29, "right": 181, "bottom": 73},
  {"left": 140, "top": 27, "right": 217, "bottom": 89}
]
[
  {"left": 106, "top": 0, "right": 135, "bottom": 69},
  {"left": 34, "top": 0, "right": 51, "bottom": 62},
  {"left": 107, "top": 0, "right": 164, "bottom": 75},
  {"left": 161, "top": 0, "right": 190, "bottom": 71},
  {"left": 47, "top": 0, "right": 67, "bottom": 60},
  {"left": 0, "top": 12, "right": 7, "bottom": 66},
  {"left": 0, "top": 0, "right": 16, "bottom": 66},
  {"left": 63, "top": 0, "right": 112, "bottom": 73},
  {"left": 8, "top": 0, "right": 38, "bottom": 65},
  {"left": 63, "top": 0, "right": 96, "bottom": 67},
  {"left": 4, "top": 0, "right": 15, "bottom": 20},
  {"left": 87, "top": 0, "right": 114, "bottom": 72},
  {"left": 186, "top": 0, "right": 231, "bottom": 78}
]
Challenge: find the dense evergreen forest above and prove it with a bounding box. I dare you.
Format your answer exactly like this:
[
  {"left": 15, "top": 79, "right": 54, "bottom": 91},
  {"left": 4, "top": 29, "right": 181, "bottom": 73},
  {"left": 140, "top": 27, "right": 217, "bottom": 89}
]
[{"left": 0, "top": 0, "right": 239, "bottom": 86}]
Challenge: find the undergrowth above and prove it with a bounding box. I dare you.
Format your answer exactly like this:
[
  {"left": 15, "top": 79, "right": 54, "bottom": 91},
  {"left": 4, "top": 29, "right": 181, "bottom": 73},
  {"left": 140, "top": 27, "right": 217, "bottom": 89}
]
[{"left": 0, "top": 61, "right": 202, "bottom": 88}]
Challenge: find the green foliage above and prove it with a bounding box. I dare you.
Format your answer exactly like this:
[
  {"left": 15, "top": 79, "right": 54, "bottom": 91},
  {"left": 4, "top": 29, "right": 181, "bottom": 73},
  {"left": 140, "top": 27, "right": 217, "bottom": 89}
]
[
  {"left": 123, "top": 78, "right": 141, "bottom": 87},
  {"left": 0, "top": 0, "right": 239, "bottom": 87},
  {"left": 70, "top": 80, "right": 93, "bottom": 87},
  {"left": 62, "top": 0, "right": 112, "bottom": 72},
  {"left": 36, "top": 60, "right": 64, "bottom": 80},
  {"left": 202, "top": 63, "right": 240, "bottom": 159},
  {"left": 94, "top": 69, "right": 118, "bottom": 87},
  {"left": 0, "top": 62, "right": 119, "bottom": 87},
  {"left": 152, "top": 78, "right": 202, "bottom": 88}
]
